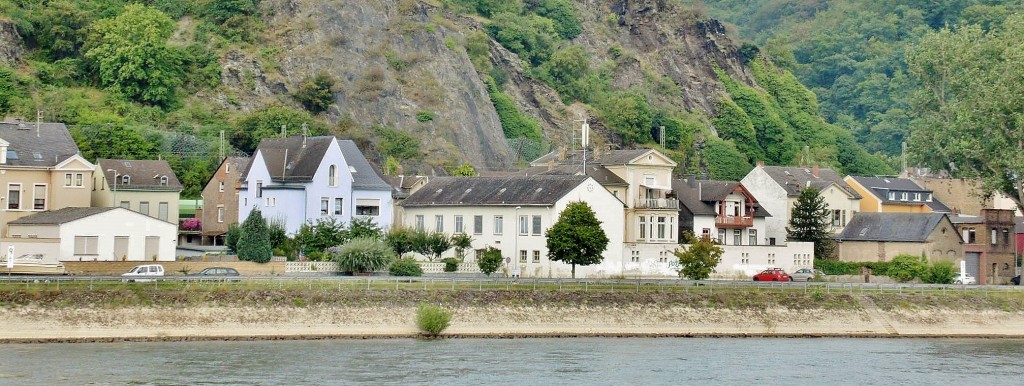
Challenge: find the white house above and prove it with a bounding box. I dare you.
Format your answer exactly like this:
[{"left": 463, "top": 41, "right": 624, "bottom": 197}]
[
  {"left": 3, "top": 207, "right": 177, "bottom": 263},
  {"left": 400, "top": 175, "right": 626, "bottom": 278},
  {"left": 741, "top": 165, "right": 861, "bottom": 246},
  {"left": 674, "top": 177, "right": 770, "bottom": 245},
  {"left": 239, "top": 136, "right": 393, "bottom": 234}
]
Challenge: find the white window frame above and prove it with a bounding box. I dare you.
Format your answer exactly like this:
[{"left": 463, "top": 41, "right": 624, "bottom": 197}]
[
  {"left": 32, "top": 183, "right": 47, "bottom": 210},
  {"left": 334, "top": 198, "right": 343, "bottom": 215},
  {"left": 494, "top": 215, "right": 503, "bottom": 235},
  {"left": 158, "top": 202, "right": 169, "bottom": 221},
  {"left": 415, "top": 215, "right": 425, "bottom": 231},
  {"left": 219, "top": 181, "right": 225, "bottom": 192},
  {"left": 454, "top": 215, "right": 464, "bottom": 234},
  {"left": 473, "top": 215, "right": 483, "bottom": 235},
  {"left": 7, "top": 183, "right": 21, "bottom": 210},
  {"left": 217, "top": 205, "right": 225, "bottom": 223},
  {"left": 435, "top": 215, "right": 444, "bottom": 232},
  {"left": 328, "top": 165, "right": 337, "bottom": 187},
  {"left": 531, "top": 215, "right": 541, "bottom": 235}
]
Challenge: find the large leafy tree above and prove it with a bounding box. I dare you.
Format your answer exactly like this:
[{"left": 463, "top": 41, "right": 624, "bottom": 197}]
[
  {"left": 788, "top": 187, "right": 834, "bottom": 259},
  {"left": 237, "top": 208, "right": 272, "bottom": 263},
  {"left": 232, "top": 106, "right": 328, "bottom": 154},
  {"left": 907, "top": 16, "right": 1024, "bottom": 212},
  {"left": 70, "top": 124, "right": 158, "bottom": 161},
  {"left": 546, "top": 201, "right": 609, "bottom": 278},
  {"left": 674, "top": 232, "right": 724, "bottom": 280},
  {"left": 84, "top": 4, "right": 182, "bottom": 106}
]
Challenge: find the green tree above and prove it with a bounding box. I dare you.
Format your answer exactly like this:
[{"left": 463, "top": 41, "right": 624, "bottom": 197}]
[
  {"left": 237, "top": 208, "right": 272, "bottom": 263},
  {"left": 294, "top": 72, "right": 336, "bottom": 113},
  {"left": 538, "top": 45, "right": 590, "bottom": 102},
  {"left": 451, "top": 163, "right": 477, "bottom": 177},
  {"left": 71, "top": 124, "right": 157, "bottom": 162},
  {"left": 232, "top": 106, "right": 328, "bottom": 153},
  {"left": 374, "top": 125, "right": 421, "bottom": 161},
  {"left": 329, "top": 237, "right": 396, "bottom": 273},
  {"left": 225, "top": 223, "right": 241, "bottom": 253},
  {"left": 887, "top": 254, "right": 928, "bottom": 283},
  {"left": 923, "top": 260, "right": 956, "bottom": 284},
  {"left": 84, "top": 4, "right": 182, "bottom": 106},
  {"left": 295, "top": 218, "right": 348, "bottom": 260},
  {"left": 545, "top": 201, "right": 609, "bottom": 278},
  {"left": 450, "top": 233, "right": 473, "bottom": 261},
  {"left": 477, "top": 246, "right": 503, "bottom": 276},
  {"left": 596, "top": 92, "right": 653, "bottom": 145},
  {"left": 674, "top": 232, "right": 724, "bottom": 280},
  {"left": 384, "top": 226, "right": 417, "bottom": 257},
  {"left": 533, "top": 0, "right": 582, "bottom": 40},
  {"left": 0, "top": 66, "right": 17, "bottom": 115},
  {"left": 788, "top": 187, "right": 834, "bottom": 259},
  {"left": 425, "top": 231, "right": 452, "bottom": 261},
  {"left": 383, "top": 156, "right": 401, "bottom": 176},
  {"left": 349, "top": 217, "right": 383, "bottom": 240},
  {"left": 486, "top": 13, "right": 557, "bottom": 66}
]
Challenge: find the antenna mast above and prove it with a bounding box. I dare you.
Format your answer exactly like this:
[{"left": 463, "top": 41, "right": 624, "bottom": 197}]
[{"left": 573, "top": 116, "right": 589, "bottom": 174}]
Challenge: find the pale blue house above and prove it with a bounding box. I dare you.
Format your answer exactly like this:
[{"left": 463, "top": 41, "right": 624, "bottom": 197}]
[{"left": 239, "top": 135, "right": 393, "bottom": 234}]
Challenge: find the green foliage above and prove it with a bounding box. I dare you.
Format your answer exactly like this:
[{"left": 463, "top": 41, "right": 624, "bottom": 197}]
[
  {"left": 923, "top": 261, "right": 957, "bottom": 284},
  {"left": 0, "top": 66, "right": 17, "bottom": 115},
  {"left": 486, "top": 13, "right": 557, "bottom": 67},
  {"left": 225, "top": 223, "right": 241, "bottom": 253},
  {"left": 675, "top": 232, "right": 724, "bottom": 280},
  {"left": 384, "top": 226, "right": 418, "bottom": 257},
  {"left": 266, "top": 217, "right": 295, "bottom": 258},
  {"left": 538, "top": 45, "right": 591, "bottom": 102},
  {"left": 814, "top": 259, "right": 892, "bottom": 276},
  {"left": 349, "top": 217, "right": 384, "bottom": 240},
  {"left": 450, "top": 163, "right": 476, "bottom": 177},
  {"left": 485, "top": 79, "right": 543, "bottom": 142},
  {"left": 84, "top": 4, "right": 182, "bottom": 107},
  {"left": 374, "top": 125, "right": 421, "bottom": 161},
  {"left": 595, "top": 92, "right": 653, "bottom": 145},
  {"left": 531, "top": 0, "right": 582, "bottom": 40},
  {"left": 545, "top": 201, "right": 609, "bottom": 278},
  {"left": 295, "top": 218, "right": 348, "bottom": 259},
  {"left": 702, "top": 136, "right": 753, "bottom": 181},
  {"left": 237, "top": 209, "right": 273, "bottom": 263},
  {"left": 388, "top": 257, "right": 424, "bottom": 276},
  {"left": 477, "top": 246, "right": 503, "bottom": 276},
  {"left": 424, "top": 231, "right": 453, "bottom": 261},
  {"left": 450, "top": 232, "right": 473, "bottom": 260},
  {"left": 442, "top": 257, "right": 460, "bottom": 272},
  {"left": 789, "top": 188, "right": 834, "bottom": 259},
  {"left": 232, "top": 106, "right": 328, "bottom": 153},
  {"left": 71, "top": 124, "right": 157, "bottom": 161},
  {"left": 416, "top": 110, "right": 435, "bottom": 122},
  {"left": 203, "top": 0, "right": 259, "bottom": 24},
  {"left": 712, "top": 98, "right": 763, "bottom": 163},
  {"left": 294, "top": 72, "right": 337, "bottom": 113},
  {"left": 383, "top": 156, "right": 401, "bottom": 176},
  {"left": 329, "top": 237, "right": 396, "bottom": 273},
  {"left": 464, "top": 31, "right": 492, "bottom": 74},
  {"left": 415, "top": 303, "right": 452, "bottom": 337},
  {"left": 887, "top": 254, "right": 928, "bottom": 283}
]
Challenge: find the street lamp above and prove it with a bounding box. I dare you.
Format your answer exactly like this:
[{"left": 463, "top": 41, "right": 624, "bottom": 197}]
[
  {"left": 106, "top": 169, "right": 120, "bottom": 208},
  {"left": 513, "top": 206, "right": 521, "bottom": 279}
]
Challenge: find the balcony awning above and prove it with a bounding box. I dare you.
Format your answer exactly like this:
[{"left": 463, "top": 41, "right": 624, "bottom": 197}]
[{"left": 640, "top": 182, "right": 672, "bottom": 191}]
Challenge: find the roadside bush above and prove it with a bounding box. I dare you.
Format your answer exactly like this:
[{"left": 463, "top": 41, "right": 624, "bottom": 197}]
[
  {"left": 923, "top": 261, "right": 957, "bottom": 284},
  {"left": 814, "top": 259, "right": 891, "bottom": 276},
  {"left": 388, "top": 257, "right": 424, "bottom": 277},
  {"left": 477, "top": 247, "right": 503, "bottom": 276},
  {"left": 328, "top": 237, "right": 396, "bottom": 274},
  {"left": 442, "top": 257, "right": 459, "bottom": 272},
  {"left": 416, "top": 303, "right": 452, "bottom": 337},
  {"left": 887, "top": 254, "right": 928, "bottom": 283}
]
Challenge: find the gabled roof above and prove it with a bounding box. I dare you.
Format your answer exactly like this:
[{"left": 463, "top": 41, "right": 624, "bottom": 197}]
[
  {"left": 836, "top": 213, "right": 951, "bottom": 242},
  {"left": 531, "top": 148, "right": 676, "bottom": 167},
  {"left": 847, "top": 175, "right": 950, "bottom": 212},
  {"left": 337, "top": 139, "right": 391, "bottom": 191},
  {"left": 384, "top": 175, "right": 428, "bottom": 199},
  {"left": 252, "top": 136, "right": 335, "bottom": 182},
  {"left": 202, "top": 156, "right": 250, "bottom": 190},
  {"left": 98, "top": 159, "right": 182, "bottom": 191},
  {"left": 9, "top": 207, "right": 116, "bottom": 225},
  {"left": 402, "top": 175, "right": 592, "bottom": 207},
  {"left": 0, "top": 120, "right": 81, "bottom": 167},
  {"left": 760, "top": 166, "right": 862, "bottom": 199},
  {"left": 672, "top": 177, "right": 770, "bottom": 217},
  {"left": 520, "top": 164, "right": 629, "bottom": 186}
]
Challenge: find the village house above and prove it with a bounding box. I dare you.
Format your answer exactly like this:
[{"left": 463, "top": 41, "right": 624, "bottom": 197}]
[
  {"left": 200, "top": 156, "right": 250, "bottom": 245},
  {"left": 92, "top": 159, "right": 183, "bottom": 225},
  {"left": 949, "top": 209, "right": 1016, "bottom": 285},
  {"left": 834, "top": 212, "right": 962, "bottom": 263},
  {"left": 240, "top": 135, "right": 393, "bottom": 234},
  {"left": 400, "top": 175, "right": 625, "bottom": 278},
  {"left": 0, "top": 120, "right": 95, "bottom": 236},
  {"left": 385, "top": 174, "right": 428, "bottom": 229},
  {"left": 742, "top": 165, "right": 861, "bottom": 246},
  {"left": 844, "top": 175, "right": 950, "bottom": 213}
]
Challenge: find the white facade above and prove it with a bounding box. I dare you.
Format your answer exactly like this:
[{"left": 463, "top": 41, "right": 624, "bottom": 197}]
[
  {"left": 622, "top": 241, "right": 815, "bottom": 279},
  {"left": 4, "top": 208, "right": 177, "bottom": 263},
  {"left": 742, "top": 166, "right": 860, "bottom": 246}
]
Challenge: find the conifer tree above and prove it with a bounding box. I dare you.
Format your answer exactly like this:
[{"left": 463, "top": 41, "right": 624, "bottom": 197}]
[
  {"left": 237, "top": 208, "right": 272, "bottom": 263},
  {"left": 788, "top": 187, "right": 834, "bottom": 259}
]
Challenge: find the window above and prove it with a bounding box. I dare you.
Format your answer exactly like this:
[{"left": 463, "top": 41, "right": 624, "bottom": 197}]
[
  {"left": 966, "top": 228, "right": 976, "bottom": 244},
  {"left": 494, "top": 216, "right": 503, "bottom": 235},
  {"left": 139, "top": 201, "right": 150, "bottom": 215},
  {"left": 701, "top": 228, "right": 711, "bottom": 240},
  {"left": 75, "top": 173, "right": 83, "bottom": 187},
  {"left": 355, "top": 199, "right": 380, "bottom": 216},
  {"left": 120, "top": 201, "right": 130, "bottom": 209},
  {"left": 255, "top": 181, "right": 263, "bottom": 198},
  {"left": 334, "top": 198, "right": 343, "bottom": 215},
  {"left": 158, "top": 202, "right": 169, "bottom": 221},
  {"left": 7, "top": 183, "right": 20, "bottom": 209},
  {"left": 631, "top": 250, "right": 640, "bottom": 263},
  {"left": 32, "top": 184, "right": 46, "bottom": 210},
  {"left": 321, "top": 198, "right": 329, "bottom": 215},
  {"left": 217, "top": 206, "right": 225, "bottom": 223},
  {"left": 841, "top": 210, "right": 847, "bottom": 227},
  {"left": 533, "top": 250, "right": 540, "bottom": 263},
  {"left": 749, "top": 229, "right": 757, "bottom": 246},
  {"left": 769, "top": 237, "right": 776, "bottom": 246},
  {"left": 718, "top": 229, "right": 726, "bottom": 244},
  {"left": 991, "top": 228, "right": 998, "bottom": 245},
  {"left": 226, "top": 163, "right": 231, "bottom": 173},
  {"left": 901, "top": 192, "right": 908, "bottom": 201},
  {"left": 243, "top": 197, "right": 247, "bottom": 207},
  {"left": 160, "top": 176, "right": 168, "bottom": 185},
  {"left": 219, "top": 182, "right": 225, "bottom": 192},
  {"left": 519, "top": 215, "right": 528, "bottom": 235},
  {"left": 415, "top": 215, "right": 424, "bottom": 231},
  {"left": 926, "top": 193, "right": 933, "bottom": 202},
  {"left": 832, "top": 210, "right": 842, "bottom": 227},
  {"left": 520, "top": 250, "right": 527, "bottom": 263},
  {"left": 74, "top": 236, "right": 99, "bottom": 255},
  {"left": 473, "top": 215, "right": 483, "bottom": 235},
  {"left": 639, "top": 216, "right": 648, "bottom": 239},
  {"left": 266, "top": 197, "right": 276, "bottom": 207},
  {"left": 1004, "top": 228, "right": 1010, "bottom": 245},
  {"left": 454, "top": 215, "right": 464, "bottom": 233},
  {"left": 328, "top": 165, "right": 337, "bottom": 186},
  {"left": 122, "top": 175, "right": 130, "bottom": 185},
  {"left": 65, "top": 173, "right": 73, "bottom": 186},
  {"left": 532, "top": 215, "right": 541, "bottom": 235},
  {"left": 733, "top": 229, "right": 741, "bottom": 245},
  {"left": 435, "top": 215, "right": 444, "bottom": 232},
  {"left": 913, "top": 193, "right": 922, "bottom": 201},
  {"left": 657, "top": 216, "right": 666, "bottom": 239}
]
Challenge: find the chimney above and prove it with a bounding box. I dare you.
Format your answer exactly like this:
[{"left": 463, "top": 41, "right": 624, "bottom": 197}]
[
  {"left": 812, "top": 164, "right": 820, "bottom": 178},
  {"left": 756, "top": 161, "right": 764, "bottom": 167}
]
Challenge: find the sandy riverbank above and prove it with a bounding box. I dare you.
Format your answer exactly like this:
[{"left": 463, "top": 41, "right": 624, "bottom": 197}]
[{"left": 3, "top": 303, "right": 1024, "bottom": 343}]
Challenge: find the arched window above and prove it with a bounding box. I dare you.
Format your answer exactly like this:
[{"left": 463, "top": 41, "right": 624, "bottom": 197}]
[
  {"left": 122, "top": 175, "right": 131, "bottom": 184},
  {"left": 328, "top": 165, "right": 337, "bottom": 186}
]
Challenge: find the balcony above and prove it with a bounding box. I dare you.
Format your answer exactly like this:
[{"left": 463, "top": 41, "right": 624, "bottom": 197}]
[
  {"left": 635, "top": 198, "right": 679, "bottom": 209},
  {"left": 715, "top": 215, "right": 753, "bottom": 228}
]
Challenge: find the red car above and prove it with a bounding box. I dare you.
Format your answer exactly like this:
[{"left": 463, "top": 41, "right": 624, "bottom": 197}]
[{"left": 753, "top": 268, "right": 792, "bottom": 282}]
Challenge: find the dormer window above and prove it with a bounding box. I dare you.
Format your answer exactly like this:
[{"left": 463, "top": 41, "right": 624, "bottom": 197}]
[
  {"left": 121, "top": 175, "right": 130, "bottom": 184},
  {"left": 913, "top": 193, "right": 921, "bottom": 201},
  {"left": 887, "top": 192, "right": 895, "bottom": 200},
  {"left": 160, "top": 176, "right": 168, "bottom": 185},
  {"left": 901, "top": 192, "right": 908, "bottom": 201}
]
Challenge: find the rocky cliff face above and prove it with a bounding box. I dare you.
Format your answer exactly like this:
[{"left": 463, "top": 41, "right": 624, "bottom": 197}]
[
  {"left": 215, "top": 0, "right": 757, "bottom": 172},
  {"left": 0, "top": 20, "right": 23, "bottom": 65}
]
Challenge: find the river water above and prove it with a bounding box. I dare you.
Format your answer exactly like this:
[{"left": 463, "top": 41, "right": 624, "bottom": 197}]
[{"left": 0, "top": 338, "right": 1022, "bottom": 385}]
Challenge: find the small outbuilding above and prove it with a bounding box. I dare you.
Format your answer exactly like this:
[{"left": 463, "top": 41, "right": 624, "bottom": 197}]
[{"left": 834, "top": 212, "right": 962, "bottom": 263}]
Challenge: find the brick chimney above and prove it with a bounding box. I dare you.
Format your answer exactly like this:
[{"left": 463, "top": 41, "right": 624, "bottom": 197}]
[
  {"left": 756, "top": 161, "right": 764, "bottom": 167},
  {"left": 812, "top": 164, "right": 820, "bottom": 178}
]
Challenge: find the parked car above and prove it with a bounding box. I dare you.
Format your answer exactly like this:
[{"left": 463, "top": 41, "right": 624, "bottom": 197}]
[
  {"left": 753, "top": 268, "right": 792, "bottom": 282},
  {"left": 790, "top": 268, "right": 825, "bottom": 282},
  {"left": 122, "top": 264, "right": 164, "bottom": 282},
  {"left": 1011, "top": 275, "right": 1020, "bottom": 286},
  {"left": 189, "top": 267, "right": 240, "bottom": 280},
  {"left": 953, "top": 272, "right": 977, "bottom": 285}
]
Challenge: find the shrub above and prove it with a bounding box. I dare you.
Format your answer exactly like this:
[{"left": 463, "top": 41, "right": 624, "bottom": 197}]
[
  {"left": 416, "top": 110, "right": 435, "bottom": 122},
  {"left": 442, "top": 257, "right": 459, "bottom": 272},
  {"left": 237, "top": 209, "right": 272, "bottom": 263},
  {"left": 389, "top": 257, "right": 424, "bottom": 277},
  {"left": 887, "top": 254, "right": 928, "bottom": 283},
  {"left": 328, "top": 237, "right": 396, "bottom": 273},
  {"left": 294, "top": 72, "right": 337, "bottom": 113},
  {"left": 923, "top": 260, "right": 956, "bottom": 284},
  {"left": 477, "top": 247, "right": 503, "bottom": 276},
  {"left": 416, "top": 303, "right": 452, "bottom": 337}
]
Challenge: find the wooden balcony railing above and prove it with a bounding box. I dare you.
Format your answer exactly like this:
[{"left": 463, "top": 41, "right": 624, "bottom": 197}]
[{"left": 715, "top": 215, "right": 753, "bottom": 228}]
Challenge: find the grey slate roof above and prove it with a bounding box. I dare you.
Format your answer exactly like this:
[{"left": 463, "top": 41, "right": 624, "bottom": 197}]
[
  {"left": 0, "top": 120, "right": 80, "bottom": 167},
  {"left": 253, "top": 136, "right": 335, "bottom": 182},
  {"left": 384, "top": 175, "right": 428, "bottom": 199},
  {"left": 520, "top": 164, "right": 629, "bottom": 186},
  {"left": 98, "top": 159, "right": 182, "bottom": 191},
  {"left": 531, "top": 149, "right": 658, "bottom": 167},
  {"left": 847, "top": 175, "right": 950, "bottom": 212},
  {"left": 9, "top": 207, "right": 116, "bottom": 225},
  {"left": 673, "top": 177, "right": 771, "bottom": 217},
  {"left": 761, "top": 166, "right": 862, "bottom": 199},
  {"left": 402, "top": 175, "right": 592, "bottom": 207},
  {"left": 836, "top": 212, "right": 950, "bottom": 242},
  {"left": 337, "top": 139, "right": 391, "bottom": 191}
]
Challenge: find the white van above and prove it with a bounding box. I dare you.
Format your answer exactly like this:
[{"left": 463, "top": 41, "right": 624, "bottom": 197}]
[{"left": 122, "top": 264, "right": 165, "bottom": 282}]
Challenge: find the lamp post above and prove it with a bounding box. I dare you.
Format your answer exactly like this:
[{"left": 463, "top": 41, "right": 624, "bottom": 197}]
[
  {"left": 513, "top": 206, "right": 521, "bottom": 279},
  {"left": 106, "top": 169, "right": 119, "bottom": 208}
]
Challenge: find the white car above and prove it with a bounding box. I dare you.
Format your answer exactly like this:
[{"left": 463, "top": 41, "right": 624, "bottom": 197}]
[
  {"left": 122, "top": 264, "right": 165, "bottom": 282},
  {"left": 953, "top": 272, "right": 976, "bottom": 285}
]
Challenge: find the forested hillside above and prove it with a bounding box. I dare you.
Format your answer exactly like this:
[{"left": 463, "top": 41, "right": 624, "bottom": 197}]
[{"left": 0, "top": 0, "right": 893, "bottom": 198}]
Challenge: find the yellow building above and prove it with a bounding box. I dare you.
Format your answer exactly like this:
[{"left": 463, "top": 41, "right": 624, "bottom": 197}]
[{"left": 844, "top": 176, "right": 950, "bottom": 214}]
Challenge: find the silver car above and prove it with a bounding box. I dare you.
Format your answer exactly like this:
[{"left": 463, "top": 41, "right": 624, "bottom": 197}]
[{"left": 790, "top": 268, "right": 824, "bottom": 282}]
